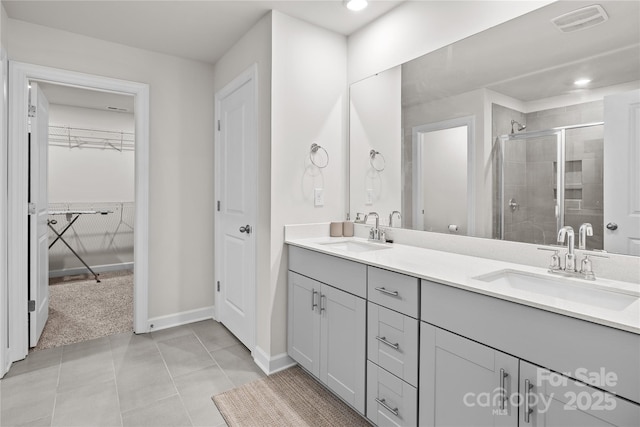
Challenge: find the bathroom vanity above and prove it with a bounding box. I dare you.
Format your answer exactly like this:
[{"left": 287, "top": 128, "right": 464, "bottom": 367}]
[{"left": 286, "top": 236, "right": 640, "bottom": 427}]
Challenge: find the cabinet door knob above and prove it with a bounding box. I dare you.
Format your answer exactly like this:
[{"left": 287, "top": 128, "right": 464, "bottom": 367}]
[
  {"left": 606, "top": 222, "right": 618, "bottom": 230},
  {"left": 239, "top": 224, "right": 252, "bottom": 234}
]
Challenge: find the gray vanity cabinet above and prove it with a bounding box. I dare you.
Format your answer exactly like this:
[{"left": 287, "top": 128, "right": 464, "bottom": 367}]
[
  {"left": 367, "top": 267, "right": 420, "bottom": 426},
  {"left": 419, "top": 323, "right": 519, "bottom": 427},
  {"left": 287, "top": 271, "right": 321, "bottom": 376},
  {"left": 287, "top": 247, "right": 367, "bottom": 415},
  {"left": 320, "top": 283, "right": 366, "bottom": 413},
  {"left": 287, "top": 271, "right": 366, "bottom": 414},
  {"left": 519, "top": 361, "right": 640, "bottom": 427},
  {"left": 420, "top": 279, "right": 640, "bottom": 427},
  {"left": 287, "top": 244, "right": 640, "bottom": 427}
]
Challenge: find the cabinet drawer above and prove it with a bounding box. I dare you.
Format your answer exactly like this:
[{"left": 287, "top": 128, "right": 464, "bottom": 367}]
[
  {"left": 368, "top": 302, "right": 418, "bottom": 387},
  {"left": 367, "top": 361, "right": 417, "bottom": 427},
  {"left": 368, "top": 267, "right": 419, "bottom": 317},
  {"left": 289, "top": 245, "right": 366, "bottom": 298}
]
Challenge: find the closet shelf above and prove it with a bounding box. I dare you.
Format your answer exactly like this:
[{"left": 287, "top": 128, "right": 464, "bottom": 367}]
[{"left": 49, "top": 125, "right": 135, "bottom": 152}]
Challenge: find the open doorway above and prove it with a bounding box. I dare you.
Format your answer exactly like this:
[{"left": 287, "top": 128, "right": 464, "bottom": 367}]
[
  {"left": 30, "top": 82, "right": 135, "bottom": 351},
  {"left": 411, "top": 116, "right": 476, "bottom": 235},
  {"left": 3, "top": 62, "right": 149, "bottom": 377}
]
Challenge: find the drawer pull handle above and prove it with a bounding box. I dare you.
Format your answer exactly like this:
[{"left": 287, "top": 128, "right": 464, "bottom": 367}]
[
  {"left": 524, "top": 379, "right": 533, "bottom": 423},
  {"left": 375, "top": 336, "right": 399, "bottom": 350},
  {"left": 375, "top": 398, "right": 399, "bottom": 416},
  {"left": 499, "top": 368, "right": 508, "bottom": 410},
  {"left": 375, "top": 287, "right": 399, "bottom": 296}
]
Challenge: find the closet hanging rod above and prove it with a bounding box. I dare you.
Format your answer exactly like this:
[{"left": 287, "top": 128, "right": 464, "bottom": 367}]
[
  {"left": 50, "top": 125, "right": 134, "bottom": 136},
  {"left": 49, "top": 125, "right": 135, "bottom": 151}
]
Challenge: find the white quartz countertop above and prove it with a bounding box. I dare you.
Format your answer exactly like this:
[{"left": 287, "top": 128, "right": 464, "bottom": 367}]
[{"left": 285, "top": 236, "right": 640, "bottom": 334}]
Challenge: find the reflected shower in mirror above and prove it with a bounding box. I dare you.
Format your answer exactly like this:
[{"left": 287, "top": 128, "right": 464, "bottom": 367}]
[
  {"left": 496, "top": 102, "right": 605, "bottom": 252},
  {"left": 348, "top": 0, "right": 640, "bottom": 256}
]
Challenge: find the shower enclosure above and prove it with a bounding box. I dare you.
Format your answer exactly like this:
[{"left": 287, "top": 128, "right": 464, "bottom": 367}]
[{"left": 498, "top": 122, "right": 604, "bottom": 250}]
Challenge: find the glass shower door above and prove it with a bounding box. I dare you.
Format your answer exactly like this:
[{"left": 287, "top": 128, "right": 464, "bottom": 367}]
[{"left": 500, "top": 129, "right": 564, "bottom": 245}]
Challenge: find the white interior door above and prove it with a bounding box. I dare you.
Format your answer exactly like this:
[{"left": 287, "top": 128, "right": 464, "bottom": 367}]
[
  {"left": 412, "top": 116, "right": 475, "bottom": 234},
  {"left": 604, "top": 89, "right": 640, "bottom": 255},
  {"left": 29, "top": 82, "right": 49, "bottom": 347},
  {"left": 216, "top": 68, "right": 256, "bottom": 350}
]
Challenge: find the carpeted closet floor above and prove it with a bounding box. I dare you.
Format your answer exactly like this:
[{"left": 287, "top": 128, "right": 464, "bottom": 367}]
[{"left": 33, "top": 270, "right": 134, "bottom": 352}]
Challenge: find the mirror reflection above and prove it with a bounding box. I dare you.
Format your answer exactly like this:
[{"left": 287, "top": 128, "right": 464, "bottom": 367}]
[{"left": 348, "top": 0, "right": 640, "bottom": 256}]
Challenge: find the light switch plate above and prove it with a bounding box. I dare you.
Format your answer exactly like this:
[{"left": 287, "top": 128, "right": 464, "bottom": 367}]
[
  {"left": 366, "top": 189, "right": 373, "bottom": 205},
  {"left": 314, "top": 188, "right": 324, "bottom": 206}
]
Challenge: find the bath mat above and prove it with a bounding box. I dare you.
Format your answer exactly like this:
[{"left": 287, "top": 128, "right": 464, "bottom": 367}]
[{"left": 212, "top": 365, "right": 370, "bottom": 427}]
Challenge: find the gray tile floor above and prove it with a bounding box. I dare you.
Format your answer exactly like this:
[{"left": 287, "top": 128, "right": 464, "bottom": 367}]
[{"left": 1, "top": 320, "right": 266, "bottom": 427}]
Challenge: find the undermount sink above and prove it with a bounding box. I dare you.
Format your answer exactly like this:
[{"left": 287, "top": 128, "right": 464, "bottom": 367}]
[
  {"left": 318, "top": 240, "right": 391, "bottom": 253},
  {"left": 473, "top": 269, "right": 639, "bottom": 311}
]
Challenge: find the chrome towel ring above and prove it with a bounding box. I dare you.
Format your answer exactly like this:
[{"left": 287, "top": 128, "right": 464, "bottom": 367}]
[
  {"left": 369, "top": 149, "right": 385, "bottom": 172},
  {"left": 310, "top": 143, "right": 329, "bottom": 168}
]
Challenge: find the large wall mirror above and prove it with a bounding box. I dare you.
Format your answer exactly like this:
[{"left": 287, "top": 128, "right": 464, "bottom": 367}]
[{"left": 348, "top": 0, "right": 640, "bottom": 257}]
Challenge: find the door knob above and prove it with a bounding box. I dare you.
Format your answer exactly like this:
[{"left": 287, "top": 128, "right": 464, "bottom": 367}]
[
  {"left": 606, "top": 223, "right": 618, "bottom": 231},
  {"left": 239, "top": 224, "right": 252, "bottom": 234}
]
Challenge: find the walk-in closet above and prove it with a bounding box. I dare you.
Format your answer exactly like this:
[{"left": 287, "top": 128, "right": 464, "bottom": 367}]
[{"left": 32, "top": 83, "right": 136, "bottom": 351}]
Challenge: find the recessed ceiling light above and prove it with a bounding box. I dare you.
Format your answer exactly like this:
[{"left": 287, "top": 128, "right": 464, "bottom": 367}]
[
  {"left": 344, "top": 0, "right": 368, "bottom": 11},
  {"left": 574, "top": 78, "right": 592, "bottom": 86}
]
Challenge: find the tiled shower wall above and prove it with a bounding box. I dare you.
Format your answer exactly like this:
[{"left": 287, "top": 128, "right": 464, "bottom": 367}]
[{"left": 493, "top": 101, "right": 604, "bottom": 249}]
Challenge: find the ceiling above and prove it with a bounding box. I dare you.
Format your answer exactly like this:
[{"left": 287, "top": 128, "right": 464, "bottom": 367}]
[
  {"left": 401, "top": 0, "right": 640, "bottom": 107},
  {"left": 3, "top": 0, "right": 403, "bottom": 65},
  {"left": 37, "top": 82, "right": 135, "bottom": 112}
]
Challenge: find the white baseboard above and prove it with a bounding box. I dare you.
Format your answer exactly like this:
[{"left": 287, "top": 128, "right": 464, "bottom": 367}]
[
  {"left": 49, "top": 262, "right": 134, "bottom": 278},
  {"left": 147, "top": 306, "right": 215, "bottom": 332},
  {"left": 253, "top": 346, "right": 296, "bottom": 375}
]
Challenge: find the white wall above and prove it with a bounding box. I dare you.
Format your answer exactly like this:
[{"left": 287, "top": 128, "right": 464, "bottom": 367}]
[
  {"left": 0, "top": 4, "right": 9, "bottom": 374},
  {"left": 349, "top": 66, "right": 401, "bottom": 224},
  {"left": 7, "top": 18, "right": 217, "bottom": 319},
  {"left": 270, "top": 11, "right": 347, "bottom": 355},
  {"left": 347, "top": 1, "right": 553, "bottom": 84},
  {"left": 212, "top": 12, "right": 273, "bottom": 353},
  {"left": 48, "top": 104, "right": 134, "bottom": 203}
]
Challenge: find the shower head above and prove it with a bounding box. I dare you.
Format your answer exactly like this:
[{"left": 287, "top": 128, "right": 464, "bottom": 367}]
[{"left": 511, "top": 119, "right": 526, "bottom": 134}]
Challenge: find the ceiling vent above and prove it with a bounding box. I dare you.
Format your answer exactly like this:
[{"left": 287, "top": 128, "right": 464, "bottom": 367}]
[{"left": 551, "top": 4, "right": 608, "bottom": 33}]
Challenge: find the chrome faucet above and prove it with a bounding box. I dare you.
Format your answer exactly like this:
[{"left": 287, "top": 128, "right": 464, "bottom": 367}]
[
  {"left": 578, "top": 223, "right": 593, "bottom": 250},
  {"left": 366, "top": 212, "right": 384, "bottom": 241},
  {"left": 544, "top": 224, "right": 607, "bottom": 280},
  {"left": 389, "top": 211, "right": 401, "bottom": 228},
  {"left": 557, "top": 226, "right": 576, "bottom": 272}
]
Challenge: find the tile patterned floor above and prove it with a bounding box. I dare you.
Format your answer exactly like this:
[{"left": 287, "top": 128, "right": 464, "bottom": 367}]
[{"left": 0, "top": 320, "right": 266, "bottom": 427}]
